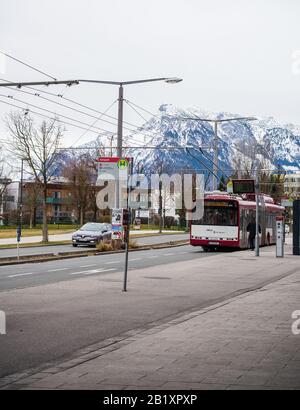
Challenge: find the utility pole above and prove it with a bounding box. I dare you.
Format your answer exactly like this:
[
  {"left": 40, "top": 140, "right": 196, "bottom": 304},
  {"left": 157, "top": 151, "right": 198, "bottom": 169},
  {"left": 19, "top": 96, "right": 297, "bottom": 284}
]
[
  {"left": 213, "top": 122, "right": 218, "bottom": 192},
  {"left": 255, "top": 172, "right": 260, "bottom": 257},
  {"left": 116, "top": 85, "right": 124, "bottom": 208},
  {"left": 17, "top": 158, "right": 24, "bottom": 261},
  {"left": 180, "top": 117, "right": 257, "bottom": 191},
  {"left": 159, "top": 179, "right": 163, "bottom": 233}
]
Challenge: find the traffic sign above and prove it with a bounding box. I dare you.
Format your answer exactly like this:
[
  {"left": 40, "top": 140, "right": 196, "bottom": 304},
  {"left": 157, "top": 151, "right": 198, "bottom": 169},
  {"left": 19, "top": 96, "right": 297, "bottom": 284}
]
[
  {"left": 112, "top": 208, "right": 123, "bottom": 225},
  {"left": 96, "top": 157, "right": 130, "bottom": 181}
]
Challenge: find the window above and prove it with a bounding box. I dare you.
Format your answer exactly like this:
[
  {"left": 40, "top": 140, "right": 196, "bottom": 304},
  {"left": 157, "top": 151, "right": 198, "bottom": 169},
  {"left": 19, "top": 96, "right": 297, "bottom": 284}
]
[{"left": 194, "top": 206, "right": 238, "bottom": 226}]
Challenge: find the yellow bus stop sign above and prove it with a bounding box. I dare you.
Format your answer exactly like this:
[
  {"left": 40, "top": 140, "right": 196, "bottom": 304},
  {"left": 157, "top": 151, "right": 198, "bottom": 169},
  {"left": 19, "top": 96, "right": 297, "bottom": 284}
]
[{"left": 117, "top": 159, "right": 129, "bottom": 170}]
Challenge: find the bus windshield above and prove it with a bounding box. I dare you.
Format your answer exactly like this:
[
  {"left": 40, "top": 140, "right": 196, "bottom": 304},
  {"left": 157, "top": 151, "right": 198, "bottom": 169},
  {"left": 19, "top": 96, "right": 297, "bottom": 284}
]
[{"left": 194, "top": 202, "right": 238, "bottom": 226}]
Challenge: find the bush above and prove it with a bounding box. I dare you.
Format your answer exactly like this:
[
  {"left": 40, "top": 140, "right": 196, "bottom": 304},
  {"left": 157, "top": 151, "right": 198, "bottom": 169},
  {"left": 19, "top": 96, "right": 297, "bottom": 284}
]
[
  {"left": 129, "top": 239, "right": 139, "bottom": 249},
  {"left": 96, "top": 241, "right": 113, "bottom": 252}
]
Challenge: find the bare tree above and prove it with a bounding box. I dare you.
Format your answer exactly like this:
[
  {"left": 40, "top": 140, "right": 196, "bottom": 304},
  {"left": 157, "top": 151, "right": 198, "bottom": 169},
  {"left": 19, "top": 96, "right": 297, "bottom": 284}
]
[
  {"left": 5, "top": 112, "right": 63, "bottom": 242},
  {"left": 63, "top": 154, "right": 95, "bottom": 226},
  {"left": 23, "top": 180, "right": 42, "bottom": 228}
]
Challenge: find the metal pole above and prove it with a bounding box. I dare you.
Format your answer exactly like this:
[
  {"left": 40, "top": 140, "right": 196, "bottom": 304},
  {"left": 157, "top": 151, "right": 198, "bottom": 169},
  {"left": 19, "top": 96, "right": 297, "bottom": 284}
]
[
  {"left": 20, "top": 159, "right": 24, "bottom": 231},
  {"left": 213, "top": 121, "right": 218, "bottom": 191},
  {"left": 116, "top": 85, "right": 124, "bottom": 209},
  {"left": 123, "top": 158, "right": 132, "bottom": 292},
  {"left": 17, "top": 159, "right": 24, "bottom": 261},
  {"left": 255, "top": 173, "right": 260, "bottom": 257}
]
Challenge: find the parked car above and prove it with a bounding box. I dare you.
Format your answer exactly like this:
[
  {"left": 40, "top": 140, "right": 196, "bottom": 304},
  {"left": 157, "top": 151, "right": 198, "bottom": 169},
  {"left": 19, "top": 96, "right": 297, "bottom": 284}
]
[{"left": 72, "top": 223, "right": 112, "bottom": 247}]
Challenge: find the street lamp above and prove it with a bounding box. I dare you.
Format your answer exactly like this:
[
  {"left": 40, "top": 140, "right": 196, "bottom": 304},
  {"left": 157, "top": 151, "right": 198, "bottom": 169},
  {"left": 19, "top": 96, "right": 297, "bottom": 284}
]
[
  {"left": 77, "top": 77, "right": 183, "bottom": 158},
  {"left": 181, "top": 116, "right": 257, "bottom": 190},
  {"left": 78, "top": 77, "right": 183, "bottom": 207}
]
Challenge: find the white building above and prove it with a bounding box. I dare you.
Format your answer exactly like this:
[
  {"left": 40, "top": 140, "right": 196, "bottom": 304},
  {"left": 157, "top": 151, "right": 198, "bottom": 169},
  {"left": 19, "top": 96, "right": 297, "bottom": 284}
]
[{"left": 284, "top": 172, "right": 300, "bottom": 198}]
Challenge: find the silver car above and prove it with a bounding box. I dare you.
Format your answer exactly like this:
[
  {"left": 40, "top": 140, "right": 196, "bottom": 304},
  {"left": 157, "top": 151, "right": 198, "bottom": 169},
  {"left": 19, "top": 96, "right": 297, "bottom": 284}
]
[{"left": 72, "top": 223, "right": 112, "bottom": 247}]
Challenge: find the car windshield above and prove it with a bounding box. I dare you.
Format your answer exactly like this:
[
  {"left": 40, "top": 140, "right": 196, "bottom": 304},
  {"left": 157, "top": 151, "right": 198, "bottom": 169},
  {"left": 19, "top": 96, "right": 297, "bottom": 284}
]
[
  {"left": 193, "top": 201, "right": 238, "bottom": 226},
  {"left": 79, "top": 223, "right": 106, "bottom": 232}
]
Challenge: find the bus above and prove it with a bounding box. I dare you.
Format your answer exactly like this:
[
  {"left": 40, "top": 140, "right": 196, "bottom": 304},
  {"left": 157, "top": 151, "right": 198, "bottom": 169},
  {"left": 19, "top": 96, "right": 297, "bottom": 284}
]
[{"left": 190, "top": 192, "right": 284, "bottom": 251}]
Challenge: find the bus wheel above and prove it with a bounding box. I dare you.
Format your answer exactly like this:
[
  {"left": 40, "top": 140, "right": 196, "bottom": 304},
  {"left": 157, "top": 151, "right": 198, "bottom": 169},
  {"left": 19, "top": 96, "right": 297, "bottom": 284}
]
[{"left": 202, "top": 246, "right": 210, "bottom": 252}]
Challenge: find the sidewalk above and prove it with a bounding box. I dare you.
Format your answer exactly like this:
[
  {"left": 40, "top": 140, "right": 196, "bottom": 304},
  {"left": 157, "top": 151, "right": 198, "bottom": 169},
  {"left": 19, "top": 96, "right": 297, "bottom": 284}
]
[{"left": 1, "top": 242, "right": 299, "bottom": 390}]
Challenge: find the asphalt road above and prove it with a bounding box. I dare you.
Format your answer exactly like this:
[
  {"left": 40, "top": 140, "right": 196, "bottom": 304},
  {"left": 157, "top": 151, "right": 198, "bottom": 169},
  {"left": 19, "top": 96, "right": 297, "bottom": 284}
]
[
  {"left": 0, "top": 233, "right": 189, "bottom": 259},
  {"left": 0, "top": 244, "right": 200, "bottom": 292},
  {"left": 0, "top": 243, "right": 287, "bottom": 380}
]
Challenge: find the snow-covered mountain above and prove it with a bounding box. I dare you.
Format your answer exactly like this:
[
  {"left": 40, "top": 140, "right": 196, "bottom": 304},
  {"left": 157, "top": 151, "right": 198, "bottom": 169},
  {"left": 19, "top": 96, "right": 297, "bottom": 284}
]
[
  {"left": 125, "top": 104, "right": 300, "bottom": 176},
  {"left": 57, "top": 104, "right": 300, "bottom": 181}
]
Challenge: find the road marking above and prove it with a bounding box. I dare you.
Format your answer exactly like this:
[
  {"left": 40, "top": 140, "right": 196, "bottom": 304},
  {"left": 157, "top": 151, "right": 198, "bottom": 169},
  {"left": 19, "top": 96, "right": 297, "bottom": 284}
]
[
  {"left": 147, "top": 255, "right": 158, "bottom": 259},
  {"left": 8, "top": 272, "right": 33, "bottom": 278},
  {"left": 105, "top": 261, "right": 121, "bottom": 265},
  {"left": 48, "top": 268, "right": 68, "bottom": 272},
  {"left": 79, "top": 264, "right": 97, "bottom": 268},
  {"left": 129, "top": 258, "right": 141, "bottom": 262},
  {"left": 70, "top": 268, "right": 116, "bottom": 276},
  {"left": 163, "top": 253, "right": 175, "bottom": 256},
  {"left": 84, "top": 268, "right": 116, "bottom": 275}
]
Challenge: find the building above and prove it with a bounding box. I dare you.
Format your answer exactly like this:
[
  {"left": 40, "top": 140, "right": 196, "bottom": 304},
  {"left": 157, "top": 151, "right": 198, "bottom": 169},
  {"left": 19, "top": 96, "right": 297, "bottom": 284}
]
[
  {"left": 284, "top": 172, "right": 300, "bottom": 199},
  {"left": 13, "top": 178, "right": 72, "bottom": 225}
]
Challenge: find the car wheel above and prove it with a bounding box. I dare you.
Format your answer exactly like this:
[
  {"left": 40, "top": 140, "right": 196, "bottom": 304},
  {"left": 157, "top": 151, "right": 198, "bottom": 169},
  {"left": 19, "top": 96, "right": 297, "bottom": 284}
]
[{"left": 73, "top": 244, "right": 78, "bottom": 247}]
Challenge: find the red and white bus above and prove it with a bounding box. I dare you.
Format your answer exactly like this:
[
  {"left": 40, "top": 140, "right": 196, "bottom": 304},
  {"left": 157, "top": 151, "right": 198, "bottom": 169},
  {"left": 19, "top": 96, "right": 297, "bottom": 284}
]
[{"left": 190, "top": 192, "right": 284, "bottom": 251}]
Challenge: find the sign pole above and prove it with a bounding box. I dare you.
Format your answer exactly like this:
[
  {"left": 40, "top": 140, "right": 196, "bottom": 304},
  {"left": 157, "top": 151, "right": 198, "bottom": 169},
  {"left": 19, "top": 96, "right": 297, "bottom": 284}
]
[{"left": 123, "top": 158, "right": 133, "bottom": 292}]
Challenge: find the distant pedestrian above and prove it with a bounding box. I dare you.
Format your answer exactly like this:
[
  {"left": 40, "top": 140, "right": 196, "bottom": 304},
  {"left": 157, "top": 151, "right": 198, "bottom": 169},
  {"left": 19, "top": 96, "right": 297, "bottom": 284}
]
[{"left": 247, "top": 218, "right": 261, "bottom": 251}]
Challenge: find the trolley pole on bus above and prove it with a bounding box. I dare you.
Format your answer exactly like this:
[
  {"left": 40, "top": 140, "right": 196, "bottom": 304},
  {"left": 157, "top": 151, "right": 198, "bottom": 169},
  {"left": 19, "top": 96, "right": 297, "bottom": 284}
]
[{"left": 255, "top": 173, "right": 260, "bottom": 257}]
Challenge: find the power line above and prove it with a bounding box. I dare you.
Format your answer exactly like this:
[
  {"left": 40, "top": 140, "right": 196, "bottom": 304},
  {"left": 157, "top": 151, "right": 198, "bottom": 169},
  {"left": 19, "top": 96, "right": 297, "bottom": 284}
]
[
  {"left": 0, "top": 98, "right": 107, "bottom": 136},
  {"left": 0, "top": 78, "right": 145, "bottom": 130},
  {"left": 124, "top": 100, "right": 149, "bottom": 123},
  {"left": 0, "top": 92, "right": 119, "bottom": 134},
  {"left": 1, "top": 85, "right": 122, "bottom": 128},
  {"left": 125, "top": 99, "right": 160, "bottom": 119},
  {"left": 0, "top": 51, "right": 57, "bottom": 81},
  {"left": 69, "top": 99, "right": 118, "bottom": 148},
  {"left": 186, "top": 147, "right": 227, "bottom": 189},
  {"left": 0, "top": 79, "right": 171, "bottom": 143}
]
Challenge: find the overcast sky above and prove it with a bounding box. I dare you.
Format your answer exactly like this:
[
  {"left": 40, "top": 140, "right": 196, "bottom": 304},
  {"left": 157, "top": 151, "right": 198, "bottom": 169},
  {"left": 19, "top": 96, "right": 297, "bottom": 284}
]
[{"left": 1, "top": 0, "right": 300, "bottom": 147}]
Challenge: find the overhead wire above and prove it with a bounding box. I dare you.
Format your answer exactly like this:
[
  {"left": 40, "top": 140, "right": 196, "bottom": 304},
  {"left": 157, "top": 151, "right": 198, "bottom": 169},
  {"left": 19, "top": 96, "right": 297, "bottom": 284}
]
[
  {"left": 69, "top": 99, "right": 117, "bottom": 148},
  {"left": 0, "top": 98, "right": 106, "bottom": 136},
  {"left": 0, "top": 92, "right": 121, "bottom": 134},
  {"left": 0, "top": 50, "right": 57, "bottom": 80}
]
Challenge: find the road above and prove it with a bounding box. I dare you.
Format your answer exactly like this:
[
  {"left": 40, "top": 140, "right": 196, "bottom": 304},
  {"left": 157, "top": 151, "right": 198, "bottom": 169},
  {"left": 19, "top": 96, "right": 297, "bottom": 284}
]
[
  {"left": 0, "top": 243, "right": 290, "bottom": 380},
  {"left": 0, "top": 243, "right": 199, "bottom": 292},
  {"left": 0, "top": 233, "right": 189, "bottom": 259}
]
